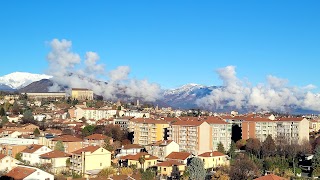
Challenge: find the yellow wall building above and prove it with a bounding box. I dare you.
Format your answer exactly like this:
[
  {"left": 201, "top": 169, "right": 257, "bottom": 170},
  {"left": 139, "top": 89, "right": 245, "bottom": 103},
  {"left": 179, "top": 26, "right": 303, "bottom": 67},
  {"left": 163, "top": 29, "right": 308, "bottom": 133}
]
[
  {"left": 128, "top": 118, "right": 169, "bottom": 146},
  {"left": 121, "top": 152, "right": 159, "bottom": 170},
  {"left": 70, "top": 146, "right": 111, "bottom": 176},
  {"left": 71, "top": 88, "right": 93, "bottom": 101},
  {"left": 198, "top": 151, "right": 229, "bottom": 170},
  {"left": 157, "top": 160, "right": 186, "bottom": 178}
]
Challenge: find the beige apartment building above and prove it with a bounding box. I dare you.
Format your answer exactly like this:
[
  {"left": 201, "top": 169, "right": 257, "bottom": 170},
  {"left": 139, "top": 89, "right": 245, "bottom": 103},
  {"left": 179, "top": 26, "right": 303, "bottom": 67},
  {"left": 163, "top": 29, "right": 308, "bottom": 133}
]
[
  {"left": 128, "top": 118, "right": 169, "bottom": 146},
  {"left": 71, "top": 88, "right": 93, "bottom": 101},
  {"left": 145, "top": 140, "right": 179, "bottom": 161},
  {"left": 276, "top": 117, "right": 309, "bottom": 143},
  {"left": 168, "top": 120, "right": 212, "bottom": 155},
  {"left": 204, "top": 117, "right": 232, "bottom": 151},
  {"left": 241, "top": 117, "right": 277, "bottom": 142}
]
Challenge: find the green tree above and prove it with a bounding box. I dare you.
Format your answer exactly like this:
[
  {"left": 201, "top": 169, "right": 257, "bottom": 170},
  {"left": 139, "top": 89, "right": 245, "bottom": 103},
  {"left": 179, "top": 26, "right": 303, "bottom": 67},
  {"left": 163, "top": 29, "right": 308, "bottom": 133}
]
[
  {"left": 141, "top": 169, "right": 156, "bottom": 180},
  {"left": 217, "top": 142, "right": 226, "bottom": 154},
  {"left": 261, "top": 135, "right": 276, "bottom": 158},
  {"left": 22, "top": 109, "right": 34, "bottom": 124},
  {"left": 82, "top": 125, "right": 95, "bottom": 137},
  {"left": 54, "top": 140, "right": 65, "bottom": 152},
  {"left": 0, "top": 107, "right": 5, "bottom": 117},
  {"left": 15, "top": 152, "right": 22, "bottom": 161},
  {"left": 187, "top": 157, "right": 206, "bottom": 180},
  {"left": 312, "top": 146, "right": 320, "bottom": 177},
  {"left": 1, "top": 116, "right": 9, "bottom": 125},
  {"left": 138, "top": 155, "right": 146, "bottom": 170},
  {"left": 33, "top": 128, "right": 40, "bottom": 137},
  {"left": 11, "top": 101, "right": 20, "bottom": 115},
  {"left": 103, "top": 137, "right": 114, "bottom": 152},
  {"left": 228, "top": 141, "right": 236, "bottom": 159}
]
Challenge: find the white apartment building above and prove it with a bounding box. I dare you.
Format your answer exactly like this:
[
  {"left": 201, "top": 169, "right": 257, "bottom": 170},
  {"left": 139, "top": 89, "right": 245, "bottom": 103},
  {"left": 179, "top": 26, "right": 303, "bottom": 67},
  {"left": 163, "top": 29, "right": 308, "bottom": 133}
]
[
  {"left": 276, "top": 117, "right": 309, "bottom": 143},
  {"left": 145, "top": 140, "right": 179, "bottom": 161},
  {"left": 74, "top": 107, "right": 118, "bottom": 121},
  {"left": 21, "top": 144, "right": 52, "bottom": 165},
  {"left": 205, "top": 117, "right": 232, "bottom": 151}
]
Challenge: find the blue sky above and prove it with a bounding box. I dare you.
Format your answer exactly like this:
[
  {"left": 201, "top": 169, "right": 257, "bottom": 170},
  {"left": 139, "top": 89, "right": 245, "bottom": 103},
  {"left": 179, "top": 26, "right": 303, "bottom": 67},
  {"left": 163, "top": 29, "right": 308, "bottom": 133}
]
[{"left": 0, "top": 1, "right": 319, "bottom": 89}]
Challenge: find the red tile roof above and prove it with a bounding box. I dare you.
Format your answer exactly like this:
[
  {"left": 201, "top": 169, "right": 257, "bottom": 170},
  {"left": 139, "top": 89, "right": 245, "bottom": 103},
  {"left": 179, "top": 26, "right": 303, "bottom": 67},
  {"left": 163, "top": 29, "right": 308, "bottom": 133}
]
[
  {"left": 198, "top": 151, "right": 226, "bottom": 157},
  {"left": 120, "top": 152, "right": 159, "bottom": 161},
  {"left": 72, "top": 146, "right": 100, "bottom": 155},
  {"left": 204, "top": 117, "right": 229, "bottom": 124},
  {"left": 130, "top": 118, "right": 168, "bottom": 124},
  {"left": 166, "top": 152, "right": 191, "bottom": 160},
  {"left": 146, "top": 140, "right": 173, "bottom": 146},
  {"left": 85, "top": 134, "right": 109, "bottom": 140},
  {"left": 277, "top": 117, "right": 305, "bottom": 122},
  {"left": 120, "top": 144, "right": 143, "bottom": 150},
  {"left": 21, "top": 144, "right": 45, "bottom": 154},
  {"left": 52, "top": 135, "right": 82, "bottom": 142},
  {"left": 157, "top": 160, "right": 185, "bottom": 167},
  {"left": 254, "top": 174, "right": 288, "bottom": 180},
  {"left": 6, "top": 166, "right": 36, "bottom": 180},
  {"left": 172, "top": 120, "right": 206, "bottom": 126},
  {"left": 40, "top": 150, "right": 71, "bottom": 159},
  {"left": 0, "top": 153, "right": 6, "bottom": 160}
]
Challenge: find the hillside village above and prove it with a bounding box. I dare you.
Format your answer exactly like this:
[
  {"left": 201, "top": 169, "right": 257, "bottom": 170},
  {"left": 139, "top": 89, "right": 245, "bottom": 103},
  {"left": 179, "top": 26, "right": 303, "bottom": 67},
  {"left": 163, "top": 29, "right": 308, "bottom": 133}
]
[{"left": 0, "top": 88, "right": 319, "bottom": 180}]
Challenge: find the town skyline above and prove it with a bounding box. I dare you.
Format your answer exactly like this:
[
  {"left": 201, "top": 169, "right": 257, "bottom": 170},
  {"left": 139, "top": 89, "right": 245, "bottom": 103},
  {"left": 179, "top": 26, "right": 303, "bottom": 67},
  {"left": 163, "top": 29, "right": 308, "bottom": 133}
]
[{"left": 1, "top": 1, "right": 320, "bottom": 89}]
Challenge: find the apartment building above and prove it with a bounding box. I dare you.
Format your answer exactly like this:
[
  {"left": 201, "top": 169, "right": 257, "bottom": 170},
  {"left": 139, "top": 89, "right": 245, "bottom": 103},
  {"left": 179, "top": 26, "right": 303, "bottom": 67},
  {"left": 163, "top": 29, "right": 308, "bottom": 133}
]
[
  {"left": 39, "top": 135, "right": 83, "bottom": 153},
  {"left": 241, "top": 117, "right": 277, "bottom": 142},
  {"left": 71, "top": 88, "right": 93, "bottom": 101},
  {"left": 113, "top": 116, "right": 134, "bottom": 130},
  {"left": 128, "top": 118, "right": 169, "bottom": 146},
  {"left": 84, "top": 134, "right": 113, "bottom": 147},
  {"left": 145, "top": 140, "right": 179, "bottom": 161},
  {"left": 205, "top": 117, "right": 232, "bottom": 151},
  {"left": 124, "top": 110, "right": 150, "bottom": 118},
  {"left": 0, "top": 137, "right": 39, "bottom": 158},
  {"left": 168, "top": 120, "right": 212, "bottom": 155},
  {"left": 70, "top": 146, "right": 111, "bottom": 176},
  {"left": 74, "top": 107, "right": 117, "bottom": 121},
  {"left": 0, "top": 154, "right": 20, "bottom": 172},
  {"left": 276, "top": 117, "right": 309, "bottom": 143}
]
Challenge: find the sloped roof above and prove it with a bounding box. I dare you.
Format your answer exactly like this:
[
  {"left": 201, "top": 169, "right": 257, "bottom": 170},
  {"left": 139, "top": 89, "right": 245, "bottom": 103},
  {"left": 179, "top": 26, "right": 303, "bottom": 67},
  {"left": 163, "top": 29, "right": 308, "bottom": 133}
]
[
  {"left": 120, "top": 152, "right": 158, "bottom": 161},
  {"left": 52, "top": 135, "right": 82, "bottom": 142},
  {"left": 40, "top": 150, "right": 71, "bottom": 159},
  {"left": 72, "top": 146, "right": 101, "bottom": 155},
  {"left": 0, "top": 153, "right": 6, "bottom": 160},
  {"left": 166, "top": 152, "right": 191, "bottom": 160},
  {"left": 157, "top": 160, "right": 184, "bottom": 167},
  {"left": 120, "top": 144, "right": 143, "bottom": 150},
  {"left": 146, "top": 140, "right": 173, "bottom": 146},
  {"left": 6, "top": 166, "right": 36, "bottom": 180},
  {"left": 171, "top": 120, "right": 206, "bottom": 126},
  {"left": 198, "top": 151, "right": 226, "bottom": 157},
  {"left": 254, "top": 174, "right": 288, "bottom": 180},
  {"left": 85, "top": 134, "right": 109, "bottom": 140},
  {"left": 21, "top": 144, "right": 45, "bottom": 154},
  {"left": 130, "top": 118, "right": 168, "bottom": 124}
]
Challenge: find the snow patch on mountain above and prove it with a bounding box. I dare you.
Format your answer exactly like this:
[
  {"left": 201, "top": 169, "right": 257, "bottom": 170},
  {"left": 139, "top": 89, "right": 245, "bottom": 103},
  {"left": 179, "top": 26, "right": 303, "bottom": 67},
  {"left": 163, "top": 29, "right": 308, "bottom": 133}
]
[{"left": 0, "top": 72, "right": 52, "bottom": 89}]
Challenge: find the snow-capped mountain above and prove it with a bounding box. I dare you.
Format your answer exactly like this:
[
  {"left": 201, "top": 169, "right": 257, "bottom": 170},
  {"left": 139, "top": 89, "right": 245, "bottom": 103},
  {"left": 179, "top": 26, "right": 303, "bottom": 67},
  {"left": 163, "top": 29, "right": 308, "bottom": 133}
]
[
  {"left": 162, "top": 83, "right": 220, "bottom": 109},
  {"left": 0, "top": 72, "right": 52, "bottom": 89}
]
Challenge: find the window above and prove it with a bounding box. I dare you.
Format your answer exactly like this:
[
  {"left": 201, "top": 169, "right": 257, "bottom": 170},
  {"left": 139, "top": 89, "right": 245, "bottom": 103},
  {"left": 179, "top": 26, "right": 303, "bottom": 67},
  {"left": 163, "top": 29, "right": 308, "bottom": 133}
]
[
  {"left": 100, "top": 163, "right": 102, "bottom": 166},
  {"left": 101, "top": 149, "right": 103, "bottom": 152},
  {"left": 6, "top": 160, "right": 8, "bottom": 163},
  {"left": 37, "top": 172, "right": 40, "bottom": 175},
  {"left": 164, "top": 168, "right": 167, "bottom": 171}
]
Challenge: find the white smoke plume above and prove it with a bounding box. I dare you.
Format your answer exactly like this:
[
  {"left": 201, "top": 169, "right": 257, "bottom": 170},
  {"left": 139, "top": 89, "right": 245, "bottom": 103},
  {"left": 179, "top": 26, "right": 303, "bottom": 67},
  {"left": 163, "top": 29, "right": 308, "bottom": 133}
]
[
  {"left": 196, "top": 66, "right": 320, "bottom": 112},
  {"left": 46, "top": 38, "right": 160, "bottom": 102}
]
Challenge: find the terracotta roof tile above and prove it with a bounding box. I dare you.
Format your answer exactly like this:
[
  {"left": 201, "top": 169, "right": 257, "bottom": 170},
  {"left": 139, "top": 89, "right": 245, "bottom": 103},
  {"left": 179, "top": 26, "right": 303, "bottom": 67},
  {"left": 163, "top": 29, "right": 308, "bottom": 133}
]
[
  {"left": 6, "top": 166, "right": 36, "bottom": 180},
  {"left": 254, "top": 174, "right": 288, "bottom": 180},
  {"left": 52, "top": 135, "right": 83, "bottom": 142},
  {"left": 40, "top": 150, "right": 71, "bottom": 159},
  {"left": 130, "top": 118, "right": 168, "bottom": 124},
  {"left": 198, "top": 151, "right": 226, "bottom": 157},
  {"left": 172, "top": 120, "right": 206, "bottom": 126},
  {"left": 146, "top": 140, "right": 173, "bottom": 146},
  {"left": 0, "top": 153, "right": 6, "bottom": 160},
  {"left": 21, "top": 144, "right": 45, "bottom": 154},
  {"left": 72, "top": 146, "right": 101, "bottom": 154},
  {"left": 120, "top": 144, "right": 143, "bottom": 150},
  {"left": 157, "top": 160, "right": 185, "bottom": 167},
  {"left": 120, "top": 152, "right": 158, "bottom": 161},
  {"left": 277, "top": 117, "right": 305, "bottom": 122},
  {"left": 85, "top": 134, "right": 109, "bottom": 140},
  {"left": 166, "top": 152, "right": 191, "bottom": 160}
]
